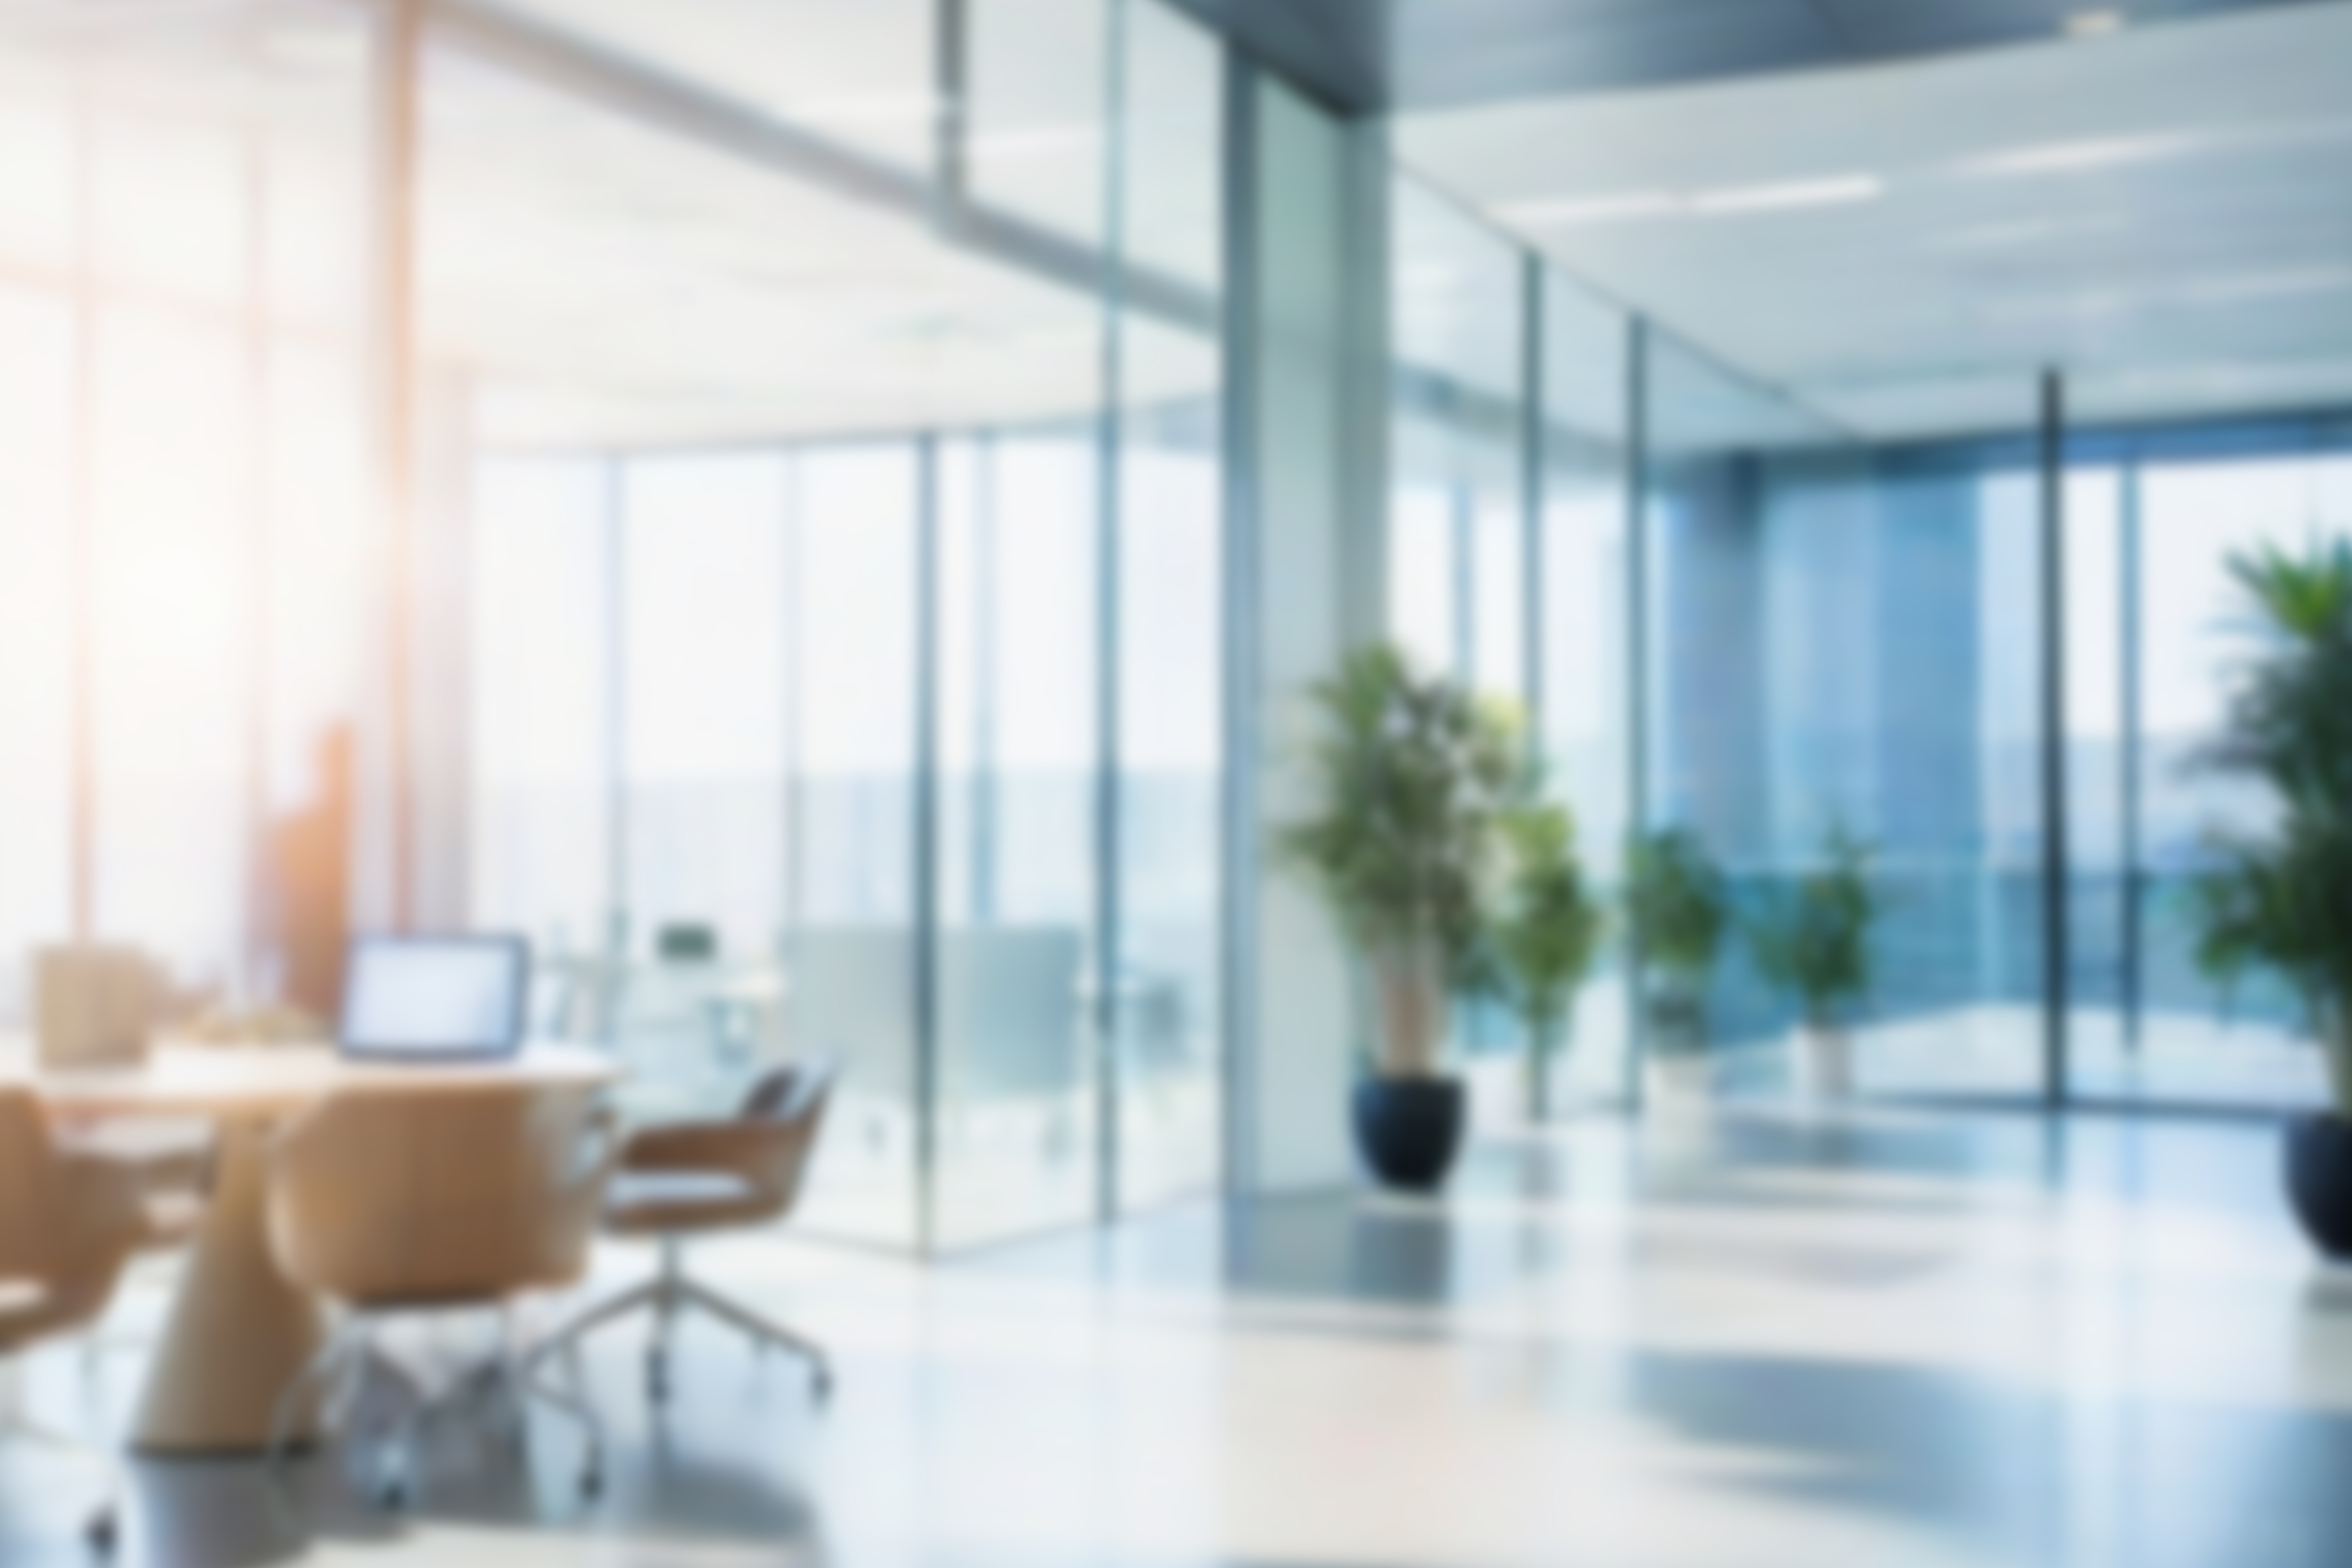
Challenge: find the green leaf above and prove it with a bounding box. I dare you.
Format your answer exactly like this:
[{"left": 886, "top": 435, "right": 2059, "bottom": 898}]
[{"left": 1746, "top": 818, "right": 1880, "bottom": 1029}]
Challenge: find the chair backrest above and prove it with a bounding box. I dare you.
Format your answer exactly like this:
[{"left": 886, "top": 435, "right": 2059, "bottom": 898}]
[
  {"left": 729, "top": 1059, "right": 835, "bottom": 1216},
  {"left": 267, "top": 1082, "right": 613, "bottom": 1308},
  {"left": 0, "top": 1086, "right": 58, "bottom": 1278},
  {"left": 0, "top": 1085, "right": 151, "bottom": 1354}
]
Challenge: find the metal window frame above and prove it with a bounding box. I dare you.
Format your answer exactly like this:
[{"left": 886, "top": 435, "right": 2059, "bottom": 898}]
[
  {"left": 66, "top": 78, "right": 98, "bottom": 945},
  {"left": 1623, "top": 315, "right": 1651, "bottom": 1112},
  {"left": 1518, "top": 256, "right": 1544, "bottom": 742},
  {"left": 1216, "top": 45, "right": 1262, "bottom": 1204},
  {"left": 913, "top": 433, "right": 944, "bottom": 1254},
  {"left": 374, "top": 0, "right": 426, "bottom": 931},
  {"left": 2120, "top": 456, "right": 2143, "bottom": 1056},
  {"left": 601, "top": 454, "right": 629, "bottom": 986},
  {"left": 2038, "top": 369, "right": 2070, "bottom": 1107},
  {"left": 1091, "top": 0, "right": 1132, "bottom": 1227}
]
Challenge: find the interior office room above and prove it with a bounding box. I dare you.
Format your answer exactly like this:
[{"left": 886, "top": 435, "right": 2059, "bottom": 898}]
[{"left": 5, "top": 0, "right": 2352, "bottom": 1564}]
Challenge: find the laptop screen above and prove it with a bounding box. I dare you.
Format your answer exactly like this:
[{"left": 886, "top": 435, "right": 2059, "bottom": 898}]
[{"left": 339, "top": 936, "right": 529, "bottom": 1062}]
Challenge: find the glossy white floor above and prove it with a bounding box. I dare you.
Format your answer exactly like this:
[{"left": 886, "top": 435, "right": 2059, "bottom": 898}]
[{"left": 5, "top": 1102, "right": 2350, "bottom": 1567}]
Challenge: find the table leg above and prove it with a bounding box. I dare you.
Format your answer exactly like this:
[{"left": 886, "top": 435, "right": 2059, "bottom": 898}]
[{"left": 131, "top": 1118, "right": 325, "bottom": 1455}]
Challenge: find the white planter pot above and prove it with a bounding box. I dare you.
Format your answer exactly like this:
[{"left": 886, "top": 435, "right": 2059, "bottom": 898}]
[
  {"left": 1795, "top": 1024, "right": 1854, "bottom": 1100},
  {"left": 1643, "top": 1051, "right": 1713, "bottom": 1112}
]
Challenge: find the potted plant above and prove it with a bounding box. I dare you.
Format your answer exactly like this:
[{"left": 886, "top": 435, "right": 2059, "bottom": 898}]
[
  {"left": 1748, "top": 822, "right": 1879, "bottom": 1099},
  {"left": 2184, "top": 541, "right": 2352, "bottom": 1256},
  {"left": 1623, "top": 828, "right": 1728, "bottom": 1105},
  {"left": 1281, "top": 644, "right": 1515, "bottom": 1190},
  {"left": 1487, "top": 794, "right": 1605, "bottom": 1122}
]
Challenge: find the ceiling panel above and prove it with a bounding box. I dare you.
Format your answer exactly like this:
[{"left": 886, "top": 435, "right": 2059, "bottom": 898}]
[{"left": 1396, "top": 3, "right": 2352, "bottom": 438}]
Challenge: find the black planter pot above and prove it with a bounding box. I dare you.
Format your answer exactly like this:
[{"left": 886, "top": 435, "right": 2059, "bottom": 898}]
[
  {"left": 2285, "top": 1113, "right": 2352, "bottom": 1258},
  {"left": 1352, "top": 1075, "right": 1466, "bottom": 1192}
]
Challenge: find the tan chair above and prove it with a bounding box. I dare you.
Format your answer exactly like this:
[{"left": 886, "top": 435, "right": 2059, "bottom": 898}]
[
  {"left": 2, "top": 1085, "right": 195, "bottom": 1555},
  {"left": 263, "top": 1082, "right": 617, "bottom": 1510},
  {"left": 536, "top": 1061, "right": 834, "bottom": 1407}
]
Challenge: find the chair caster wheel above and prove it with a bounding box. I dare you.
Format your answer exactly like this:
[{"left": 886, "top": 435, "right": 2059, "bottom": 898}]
[
  {"left": 377, "top": 1479, "right": 408, "bottom": 1512},
  {"left": 83, "top": 1508, "right": 117, "bottom": 1556}
]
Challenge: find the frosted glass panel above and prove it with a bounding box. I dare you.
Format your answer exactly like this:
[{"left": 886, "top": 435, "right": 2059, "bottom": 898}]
[
  {"left": 621, "top": 454, "right": 789, "bottom": 960},
  {"left": 789, "top": 445, "right": 921, "bottom": 1248},
  {"left": 934, "top": 427, "right": 1099, "bottom": 1246},
  {"left": 470, "top": 459, "right": 615, "bottom": 965}
]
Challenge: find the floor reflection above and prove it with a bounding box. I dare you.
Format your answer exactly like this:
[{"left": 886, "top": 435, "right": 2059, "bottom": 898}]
[{"left": 5, "top": 1102, "right": 2348, "bottom": 1568}]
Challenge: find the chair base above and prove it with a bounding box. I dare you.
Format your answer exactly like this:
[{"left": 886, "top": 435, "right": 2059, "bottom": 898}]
[
  {"left": 266, "top": 1305, "right": 604, "bottom": 1512},
  {"left": 533, "top": 1238, "right": 832, "bottom": 1409},
  {"left": 3, "top": 1357, "right": 123, "bottom": 1556}
]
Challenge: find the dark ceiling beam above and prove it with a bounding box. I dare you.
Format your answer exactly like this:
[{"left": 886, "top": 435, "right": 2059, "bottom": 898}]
[{"left": 1163, "top": 0, "right": 2338, "bottom": 116}]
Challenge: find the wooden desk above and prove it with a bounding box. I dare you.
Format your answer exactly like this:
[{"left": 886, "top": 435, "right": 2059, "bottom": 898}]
[{"left": 0, "top": 1042, "right": 618, "bottom": 1456}]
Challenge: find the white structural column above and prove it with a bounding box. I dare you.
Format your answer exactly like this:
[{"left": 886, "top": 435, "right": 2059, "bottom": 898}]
[{"left": 1222, "top": 60, "right": 1390, "bottom": 1196}]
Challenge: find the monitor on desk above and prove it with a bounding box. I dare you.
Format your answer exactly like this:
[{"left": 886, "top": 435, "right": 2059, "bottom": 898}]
[{"left": 339, "top": 935, "right": 529, "bottom": 1063}]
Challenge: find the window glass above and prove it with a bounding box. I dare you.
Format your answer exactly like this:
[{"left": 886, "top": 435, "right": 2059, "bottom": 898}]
[
  {"left": 1539, "top": 273, "right": 1632, "bottom": 1108},
  {"left": 0, "top": 13, "right": 369, "bottom": 1014},
  {"left": 1112, "top": 0, "right": 1224, "bottom": 1209}
]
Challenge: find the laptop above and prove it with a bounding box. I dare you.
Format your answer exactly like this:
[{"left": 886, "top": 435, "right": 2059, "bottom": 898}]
[{"left": 339, "top": 935, "right": 530, "bottom": 1064}]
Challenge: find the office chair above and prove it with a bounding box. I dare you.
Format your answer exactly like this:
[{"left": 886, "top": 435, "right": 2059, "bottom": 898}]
[
  {"left": 536, "top": 1060, "right": 835, "bottom": 1406},
  {"left": 1, "top": 1085, "right": 195, "bottom": 1555},
  {"left": 263, "top": 1083, "right": 617, "bottom": 1510}
]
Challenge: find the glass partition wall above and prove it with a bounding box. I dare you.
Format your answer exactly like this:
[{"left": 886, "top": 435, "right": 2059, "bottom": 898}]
[
  {"left": 0, "top": 0, "right": 1224, "bottom": 1258},
  {"left": 1385, "top": 179, "right": 1649, "bottom": 1118},
  {"left": 429, "top": 10, "right": 2352, "bottom": 1158},
  {"left": 1641, "top": 334, "right": 1889, "bottom": 1096},
  {"left": 1385, "top": 164, "right": 2352, "bottom": 1120},
  {"left": 2064, "top": 421, "right": 2352, "bottom": 1109},
  {"left": 0, "top": 4, "right": 371, "bottom": 1021},
  {"left": 14, "top": 0, "right": 2350, "bottom": 1264},
  {"left": 448, "top": 0, "right": 1225, "bottom": 1251}
]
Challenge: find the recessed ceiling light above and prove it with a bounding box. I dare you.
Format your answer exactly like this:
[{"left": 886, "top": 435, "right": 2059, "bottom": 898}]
[
  {"left": 1399, "top": 259, "right": 1474, "bottom": 293},
  {"left": 2065, "top": 10, "right": 2126, "bottom": 36},
  {"left": 1685, "top": 175, "right": 1882, "bottom": 214},
  {"left": 1490, "top": 191, "right": 1681, "bottom": 228},
  {"left": 1960, "top": 133, "right": 2188, "bottom": 178},
  {"left": 1984, "top": 266, "right": 2352, "bottom": 322},
  {"left": 265, "top": 23, "right": 367, "bottom": 71},
  {"left": 788, "top": 93, "right": 940, "bottom": 129},
  {"left": 1490, "top": 176, "right": 1879, "bottom": 228},
  {"left": 1932, "top": 213, "right": 2132, "bottom": 250},
  {"left": 969, "top": 123, "right": 1100, "bottom": 160}
]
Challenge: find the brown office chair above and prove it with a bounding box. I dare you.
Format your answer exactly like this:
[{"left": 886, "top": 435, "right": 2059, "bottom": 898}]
[
  {"left": 2, "top": 1085, "right": 194, "bottom": 1555},
  {"left": 263, "top": 1082, "right": 617, "bottom": 1510},
  {"left": 535, "top": 1060, "right": 834, "bottom": 1407}
]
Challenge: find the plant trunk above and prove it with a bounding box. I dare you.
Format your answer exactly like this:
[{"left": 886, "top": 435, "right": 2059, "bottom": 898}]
[
  {"left": 1374, "top": 937, "right": 1446, "bottom": 1078},
  {"left": 1523, "top": 1015, "right": 1559, "bottom": 1122},
  {"left": 2328, "top": 1010, "right": 2352, "bottom": 1122}
]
